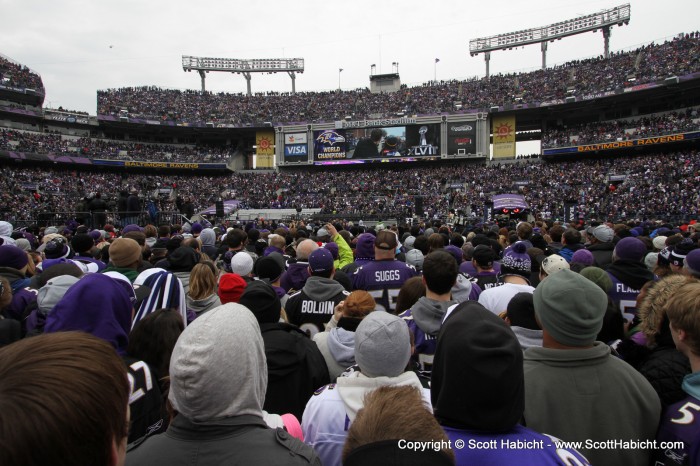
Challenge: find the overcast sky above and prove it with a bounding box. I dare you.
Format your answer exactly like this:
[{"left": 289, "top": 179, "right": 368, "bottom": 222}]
[{"left": 3, "top": 0, "right": 698, "bottom": 115}]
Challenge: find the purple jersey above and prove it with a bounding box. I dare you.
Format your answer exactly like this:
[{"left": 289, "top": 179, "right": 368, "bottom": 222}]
[
  {"left": 655, "top": 394, "right": 700, "bottom": 465},
  {"left": 351, "top": 259, "right": 417, "bottom": 313},
  {"left": 607, "top": 273, "right": 642, "bottom": 321},
  {"left": 444, "top": 425, "right": 591, "bottom": 465}
]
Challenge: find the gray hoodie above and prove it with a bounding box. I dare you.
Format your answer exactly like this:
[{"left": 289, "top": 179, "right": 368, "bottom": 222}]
[
  {"left": 412, "top": 297, "right": 457, "bottom": 336},
  {"left": 303, "top": 276, "right": 346, "bottom": 301},
  {"left": 169, "top": 303, "right": 267, "bottom": 420},
  {"left": 511, "top": 326, "right": 543, "bottom": 351},
  {"left": 314, "top": 328, "right": 356, "bottom": 380},
  {"left": 186, "top": 293, "right": 222, "bottom": 315}
]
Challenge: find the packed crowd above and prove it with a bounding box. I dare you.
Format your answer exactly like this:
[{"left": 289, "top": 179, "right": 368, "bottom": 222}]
[
  {"left": 0, "top": 56, "right": 43, "bottom": 92},
  {"left": 543, "top": 107, "right": 700, "bottom": 148},
  {"left": 1, "top": 149, "right": 699, "bottom": 226},
  {"left": 96, "top": 33, "right": 700, "bottom": 124},
  {"left": 1, "top": 212, "right": 700, "bottom": 465},
  {"left": 0, "top": 128, "right": 235, "bottom": 163}
]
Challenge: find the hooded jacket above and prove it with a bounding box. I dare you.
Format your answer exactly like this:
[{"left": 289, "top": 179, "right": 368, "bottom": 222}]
[
  {"left": 400, "top": 297, "right": 456, "bottom": 370},
  {"left": 432, "top": 301, "right": 588, "bottom": 465},
  {"left": 280, "top": 261, "right": 310, "bottom": 293},
  {"left": 186, "top": 293, "right": 222, "bottom": 315},
  {"left": 524, "top": 343, "right": 661, "bottom": 466},
  {"left": 586, "top": 241, "right": 615, "bottom": 270},
  {"left": 199, "top": 228, "right": 219, "bottom": 260},
  {"left": 313, "top": 317, "right": 362, "bottom": 380},
  {"left": 45, "top": 273, "right": 164, "bottom": 443},
  {"left": 302, "top": 371, "right": 428, "bottom": 466},
  {"left": 127, "top": 304, "right": 320, "bottom": 465},
  {"left": 558, "top": 242, "right": 584, "bottom": 262},
  {"left": 285, "top": 276, "right": 350, "bottom": 336},
  {"left": 259, "top": 321, "right": 330, "bottom": 420},
  {"left": 0, "top": 266, "right": 34, "bottom": 321}
]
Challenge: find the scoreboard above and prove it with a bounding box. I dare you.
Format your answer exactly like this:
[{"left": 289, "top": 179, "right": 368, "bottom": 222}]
[{"left": 276, "top": 115, "right": 488, "bottom": 166}]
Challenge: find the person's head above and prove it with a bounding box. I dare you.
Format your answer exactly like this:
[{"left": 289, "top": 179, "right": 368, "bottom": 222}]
[
  {"left": 412, "top": 234, "right": 429, "bottom": 255},
  {"left": 562, "top": 228, "right": 582, "bottom": 246},
  {"left": 588, "top": 225, "right": 614, "bottom": 244},
  {"left": 405, "top": 249, "right": 424, "bottom": 271},
  {"left": 132, "top": 270, "right": 188, "bottom": 331},
  {"left": 45, "top": 273, "right": 134, "bottom": 355},
  {"left": 230, "top": 251, "right": 254, "bottom": 276},
  {"left": 369, "top": 128, "right": 383, "bottom": 143},
  {"left": 296, "top": 238, "right": 319, "bottom": 261},
  {"left": 505, "top": 292, "right": 538, "bottom": 330},
  {"left": 169, "top": 304, "right": 266, "bottom": 421},
  {"left": 472, "top": 244, "right": 495, "bottom": 271},
  {"left": 166, "top": 246, "right": 201, "bottom": 273},
  {"left": 342, "top": 290, "right": 376, "bottom": 318},
  {"left": 549, "top": 225, "right": 565, "bottom": 243},
  {"left": 639, "top": 274, "right": 697, "bottom": 346},
  {"left": 108, "top": 237, "right": 142, "bottom": 269},
  {"left": 199, "top": 228, "right": 216, "bottom": 249},
  {"left": 422, "top": 250, "right": 458, "bottom": 295},
  {"left": 343, "top": 386, "right": 454, "bottom": 466},
  {"left": 432, "top": 301, "right": 524, "bottom": 432},
  {"left": 665, "top": 281, "right": 700, "bottom": 359},
  {"left": 534, "top": 269, "right": 608, "bottom": 348},
  {"left": 539, "top": 254, "right": 570, "bottom": 281},
  {"left": 225, "top": 229, "right": 247, "bottom": 250},
  {"left": 374, "top": 230, "right": 398, "bottom": 259},
  {"left": 189, "top": 263, "right": 218, "bottom": 301},
  {"left": 0, "top": 276, "right": 11, "bottom": 310},
  {"left": 70, "top": 233, "right": 94, "bottom": 255},
  {"left": 571, "top": 248, "right": 594, "bottom": 267},
  {"left": 238, "top": 280, "right": 282, "bottom": 324},
  {"left": 670, "top": 240, "right": 699, "bottom": 273},
  {"left": 128, "top": 308, "right": 185, "bottom": 380},
  {"left": 308, "top": 248, "right": 335, "bottom": 279},
  {"left": 612, "top": 237, "right": 647, "bottom": 263},
  {"left": 158, "top": 225, "right": 171, "bottom": 238},
  {"left": 395, "top": 276, "right": 426, "bottom": 315},
  {"left": 218, "top": 273, "right": 247, "bottom": 304},
  {"left": 0, "top": 332, "right": 130, "bottom": 466},
  {"left": 516, "top": 222, "right": 533, "bottom": 241},
  {"left": 355, "top": 312, "right": 411, "bottom": 378},
  {"left": 254, "top": 254, "right": 285, "bottom": 284},
  {"left": 0, "top": 244, "right": 30, "bottom": 274},
  {"left": 269, "top": 234, "right": 286, "bottom": 250},
  {"left": 144, "top": 224, "right": 157, "bottom": 239},
  {"left": 427, "top": 233, "right": 446, "bottom": 253},
  {"left": 500, "top": 241, "right": 531, "bottom": 281},
  {"left": 684, "top": 249, "right": 700, "bottom": 278}
]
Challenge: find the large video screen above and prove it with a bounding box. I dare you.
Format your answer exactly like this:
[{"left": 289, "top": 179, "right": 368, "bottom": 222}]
[
  {"left": 283, "top": 132, "right": 309, "bottom": 163},
  {"left": 313, "top": 124, "right": 440, "bottom": 164},
  {"left": 446, "top": 121, "right": 476, "bottom": 155}
]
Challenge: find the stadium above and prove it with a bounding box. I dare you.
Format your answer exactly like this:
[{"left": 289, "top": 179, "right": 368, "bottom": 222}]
[{"left": 1, "top": 2, "right": 700, "bottom": 465}]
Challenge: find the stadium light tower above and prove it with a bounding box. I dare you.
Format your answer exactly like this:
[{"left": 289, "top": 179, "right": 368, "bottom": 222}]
[
  {"left": 182, "top": 56, "right": 305, "bottom": 95},
  {"left": 469, "top": 3, "right": 630, "bottom": 77}
]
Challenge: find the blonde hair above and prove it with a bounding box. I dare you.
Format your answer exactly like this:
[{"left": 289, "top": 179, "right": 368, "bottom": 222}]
[
  {"left": 664, "top": 281, "right": 700, "bottom": 356},
  {"left": 188, "top": 263, "right": 217, "bottom": 300}
]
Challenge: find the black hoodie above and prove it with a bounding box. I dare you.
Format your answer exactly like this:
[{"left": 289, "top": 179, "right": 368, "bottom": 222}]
[{"left": 431, "top": 301, "right": 524, "bottom": 431}]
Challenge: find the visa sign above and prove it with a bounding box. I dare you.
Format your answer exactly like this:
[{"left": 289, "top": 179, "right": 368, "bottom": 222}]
[{"left": 285, "top": 144, "right": 308, "bottom": 156}]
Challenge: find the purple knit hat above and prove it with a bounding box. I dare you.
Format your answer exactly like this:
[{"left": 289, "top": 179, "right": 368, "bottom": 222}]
[
  {"left": 613, "top": 237, "right": 647, "bottom": 262},
  {"left": 354, "top": 233, "right": 376, "bottom": 261},
  {"left": 571, "top": 249, "right": 594, "bottom": 266}
]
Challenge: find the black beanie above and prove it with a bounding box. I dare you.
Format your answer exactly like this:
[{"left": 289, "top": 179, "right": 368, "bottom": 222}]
[{"left": 238, "top": 280, "right": 281, "bottom": 324}]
